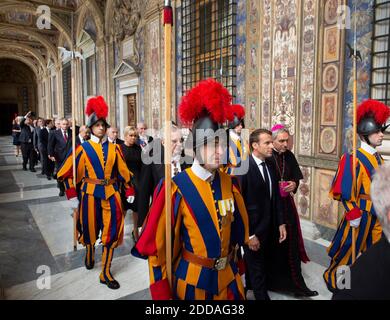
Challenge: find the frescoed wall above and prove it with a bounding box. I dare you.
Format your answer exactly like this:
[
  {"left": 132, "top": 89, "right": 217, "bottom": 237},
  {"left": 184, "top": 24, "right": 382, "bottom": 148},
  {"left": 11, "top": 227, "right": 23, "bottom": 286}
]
[{"left": 342, "top": 0, "right": 374, "bottom": 153}]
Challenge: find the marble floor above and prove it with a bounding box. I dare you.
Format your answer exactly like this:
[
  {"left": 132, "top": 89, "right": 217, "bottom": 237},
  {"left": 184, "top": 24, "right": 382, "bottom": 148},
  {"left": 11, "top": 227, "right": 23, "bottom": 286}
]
[{"left": 0, "top": 136, "right": 333, "bottom": 300}]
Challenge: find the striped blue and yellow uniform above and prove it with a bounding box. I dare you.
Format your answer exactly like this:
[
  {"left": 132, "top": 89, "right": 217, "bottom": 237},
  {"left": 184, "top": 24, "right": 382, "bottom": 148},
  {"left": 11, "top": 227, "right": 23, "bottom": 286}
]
[
  {"left": 225, "top": 132, "right": 249, "bottom": 176},
  {"left": 133, "top": 168, "right": 249, "bottom": 300},
  {"left": 57, "top": 139, "right": 133, "bottom": 248},
  {"left": 323, "top": 147, "right": 384, "bottom": 291}
]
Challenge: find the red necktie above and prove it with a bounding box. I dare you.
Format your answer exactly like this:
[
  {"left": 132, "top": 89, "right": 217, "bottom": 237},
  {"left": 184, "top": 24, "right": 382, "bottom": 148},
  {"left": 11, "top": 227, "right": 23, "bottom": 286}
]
[{"left": 64, "top": 131, "right": 68, "bottom": 142}]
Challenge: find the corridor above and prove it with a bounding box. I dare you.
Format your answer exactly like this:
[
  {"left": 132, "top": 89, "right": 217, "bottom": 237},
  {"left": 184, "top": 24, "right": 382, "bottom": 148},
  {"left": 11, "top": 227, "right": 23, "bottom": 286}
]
[{"left": 0, "top": 136, "right": 332, "bottom": 300}]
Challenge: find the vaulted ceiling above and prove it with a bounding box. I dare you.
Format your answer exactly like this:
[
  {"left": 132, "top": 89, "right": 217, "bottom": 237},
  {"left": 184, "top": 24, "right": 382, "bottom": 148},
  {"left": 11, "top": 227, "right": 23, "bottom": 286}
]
[{"left": 0, "top": 0, "right": 105, "bottom": 78}]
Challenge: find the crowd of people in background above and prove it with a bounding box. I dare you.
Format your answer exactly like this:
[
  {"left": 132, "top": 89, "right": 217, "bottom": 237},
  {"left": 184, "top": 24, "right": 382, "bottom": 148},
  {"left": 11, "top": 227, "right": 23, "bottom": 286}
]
[{"left": 10, "top": 112, "right": 153, "bottom": 244}]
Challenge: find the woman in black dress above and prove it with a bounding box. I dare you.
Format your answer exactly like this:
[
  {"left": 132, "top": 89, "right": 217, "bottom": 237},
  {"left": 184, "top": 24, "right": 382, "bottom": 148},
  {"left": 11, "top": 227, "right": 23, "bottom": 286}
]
[
  {"left": 12, "top": 116, "right": 22, "bottom": 157},
  {"left": 121, "top": 126, "right": 143, "bottom": 242}
]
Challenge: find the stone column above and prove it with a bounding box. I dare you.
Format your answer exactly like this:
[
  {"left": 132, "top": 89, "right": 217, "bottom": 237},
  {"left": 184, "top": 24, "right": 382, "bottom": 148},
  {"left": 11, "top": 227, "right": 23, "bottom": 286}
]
[
  {"left": 96, "top": 36, "right": 107, "bottom": 99},
  {"left": 44, "top": 73, "right": 52, "bottom": 118},
  {"left": 144, "top": 1, "right": 163, "bottom": 132},
  {"left": 105, "top": 35, "right": 116, "bottom": 126},
  {"left": 73, "top": 49, "right": 84, "bottom": 125},
  {"left": 36, "top": 73, "right": 43, "bottom": 117}
]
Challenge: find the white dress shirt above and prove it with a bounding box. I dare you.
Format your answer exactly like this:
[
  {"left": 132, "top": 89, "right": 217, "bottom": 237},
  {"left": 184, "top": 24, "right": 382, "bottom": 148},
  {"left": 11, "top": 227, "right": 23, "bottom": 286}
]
[
  {"left": 90, "top": 134, "right": 107, "bottom": 144},
  {"left": 360, "top": 141, "right": 377, "bottom": 155},
  {"left": 108, "top": 137, "right": 117, "bottom": 144},
  {"left": 230, "top": 129, "right": 240, "bottom": 141},
  {"left": 78, "top": 134, "right": 85, "bottom": 144},
  {"left": 191, "top": 158, "right": 214, "bottom": 182}
]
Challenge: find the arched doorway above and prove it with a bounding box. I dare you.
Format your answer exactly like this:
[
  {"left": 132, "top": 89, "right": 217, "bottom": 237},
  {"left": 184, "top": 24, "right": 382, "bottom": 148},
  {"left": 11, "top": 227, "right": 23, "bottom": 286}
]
[{"left": 0, "top": 59, "right": 37, "bottom": 135}]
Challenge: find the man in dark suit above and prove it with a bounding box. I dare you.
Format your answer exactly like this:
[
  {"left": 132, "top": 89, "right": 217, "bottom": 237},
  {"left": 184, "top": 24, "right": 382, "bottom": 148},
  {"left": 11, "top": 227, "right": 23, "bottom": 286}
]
[
  {"left": 45, "top": 119, "right": 56, "bottom": 178},
  {"left": 67, "top": 118, "right": 80, "bottom": 136},
  {"left": 107, "top": 127, "right": 124, "bottom": 145},
  {"left": 137, "top": 124, "right": 186, "bottom": 228},
  {"left": 35, "top": 118, "right": 52, "bottom": 179},
  {"left": 33, "top": 117, "right": 45, "bottom": 175},
  {"left": 48, "top": 117, "right": 72, "bottom": 196},
  {"left": 75, "top": 125, "right": 90, "bottom": 146},
  {"left": 19, "top": 111, "right": 36, "bottom": 172},
  {"left": 136, "top": 122, "right": 153, "bottom": 152},
  {"left": 241, "top": 128, "right": 287, "bottom": 300},
  {"left": 333, "top": 164, "right": 390, "bottom": 300}
]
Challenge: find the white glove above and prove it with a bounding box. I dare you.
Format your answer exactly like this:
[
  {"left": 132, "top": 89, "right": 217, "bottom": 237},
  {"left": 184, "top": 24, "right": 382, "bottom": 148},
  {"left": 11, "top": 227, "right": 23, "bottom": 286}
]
[
  {"left": 350, "top": 217, "right": 361, "bottom": 228},
  {"left": 69, "top": 197, "right": 79, "bottom": 208},
  {"left": 127, "top": 196, "right": 135, "bottom": 204}
]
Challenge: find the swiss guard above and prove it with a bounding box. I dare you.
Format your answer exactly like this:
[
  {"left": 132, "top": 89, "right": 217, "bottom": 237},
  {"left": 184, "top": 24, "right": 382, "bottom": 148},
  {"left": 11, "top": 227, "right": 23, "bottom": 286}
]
[
  {"left": 57, "top": 96, "right": 135, "bottom": 290},
  {"left": 132, "top": 79, "right": 249, "bottom": 300},
  {"left": 225, "top": 104, "right": 249, "bottom": 177},
  {"left": 323, "top": 99, "right": 390, "bottom": 291}
]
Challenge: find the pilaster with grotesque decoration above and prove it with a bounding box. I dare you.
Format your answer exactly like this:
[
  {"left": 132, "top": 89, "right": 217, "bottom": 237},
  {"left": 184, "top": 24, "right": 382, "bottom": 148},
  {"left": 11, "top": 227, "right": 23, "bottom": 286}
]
[
  {"left": 96, "top": 36, "right": 107, "bottom": 100},
  {"left": 73, "top": 49, "right": 83, "bottom": 124},
  {"left": 44, "top": 72, "right": 52, "bottom": 119},
  {"left": 55, "top": 64, "right": 64, "bottom": 118},
  {"left": 106, "top": 35, "right": 116, "bottom": 127}
]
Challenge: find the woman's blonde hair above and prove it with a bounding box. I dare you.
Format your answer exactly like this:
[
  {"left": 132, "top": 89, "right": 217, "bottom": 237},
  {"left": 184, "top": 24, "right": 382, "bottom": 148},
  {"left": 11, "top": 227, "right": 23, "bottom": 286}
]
[{"left": 124, "top": 126, "right": 138, "bottom": 137}]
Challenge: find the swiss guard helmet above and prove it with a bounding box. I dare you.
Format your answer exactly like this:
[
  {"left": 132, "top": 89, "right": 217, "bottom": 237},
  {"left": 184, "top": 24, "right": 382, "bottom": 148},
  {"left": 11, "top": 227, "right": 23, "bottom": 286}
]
[
  {"left": 85, "top": 96, "right": 110, "bottom": 129},
  {"left": 178, "top": 78, "right": 234, "bottom": 151},
  {"left": 228, "top": 104, "right": 245, "bottom": 129},
  {"left": 357, "top": 99, "right": 390, "bottom": 144}
]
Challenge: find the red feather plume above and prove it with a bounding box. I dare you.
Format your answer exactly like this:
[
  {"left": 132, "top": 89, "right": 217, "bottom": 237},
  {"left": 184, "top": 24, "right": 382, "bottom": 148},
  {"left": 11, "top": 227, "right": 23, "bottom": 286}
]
[
  {"left": 179, "top": 79, "right": 233, "bottom": 125},
  {"left": 357, "top": 99, "right": 390, "bottom": 125},
  {"left": 230, "top": 104, "right": 245, "bottom": 119},
  {"left": 86, "top": 96, "right": 108, "bottom": 119}
]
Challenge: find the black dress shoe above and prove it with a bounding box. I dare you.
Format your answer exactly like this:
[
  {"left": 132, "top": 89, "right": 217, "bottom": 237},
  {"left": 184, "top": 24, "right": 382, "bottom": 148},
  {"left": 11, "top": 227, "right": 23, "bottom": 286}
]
[
  {"left": 23, "top": 167, "right": 27, "bottom": 171},
  {"left": 85, "top": 260, "right": 95, "bottom": 270},
  {"left": 59, "top": 191, "right": 65, "bottom": 197},
  {"left": 100, "top": 278, "right": 120, "bottom": 290},
  {"left": 47, "top": 176, "right": 52, "bottom": 180},
  {"left": 294, "top": 288, "right": 319, "bottom": 297},
  {"left": 30, "top": 168, "right": 36, "bottom": 172}
]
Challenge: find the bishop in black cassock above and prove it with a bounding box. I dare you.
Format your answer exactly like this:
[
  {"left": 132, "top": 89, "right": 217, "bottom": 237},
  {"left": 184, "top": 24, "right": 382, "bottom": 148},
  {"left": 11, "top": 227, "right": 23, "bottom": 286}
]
[{"left": 266, "top": 125, "right": 318, "bottom": 297}]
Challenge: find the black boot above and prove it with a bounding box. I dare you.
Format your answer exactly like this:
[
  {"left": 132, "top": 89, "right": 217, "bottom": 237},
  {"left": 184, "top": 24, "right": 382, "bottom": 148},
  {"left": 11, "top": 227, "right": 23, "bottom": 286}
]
[
  {"left": 99, "top": 246, "right": 120, "bottom": 290},
  {"left": 294, "top": 285, "right": 319, "bottom": 297},
  {"left": 84, "top": 244, "right": 95, "bottom": 270}
]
